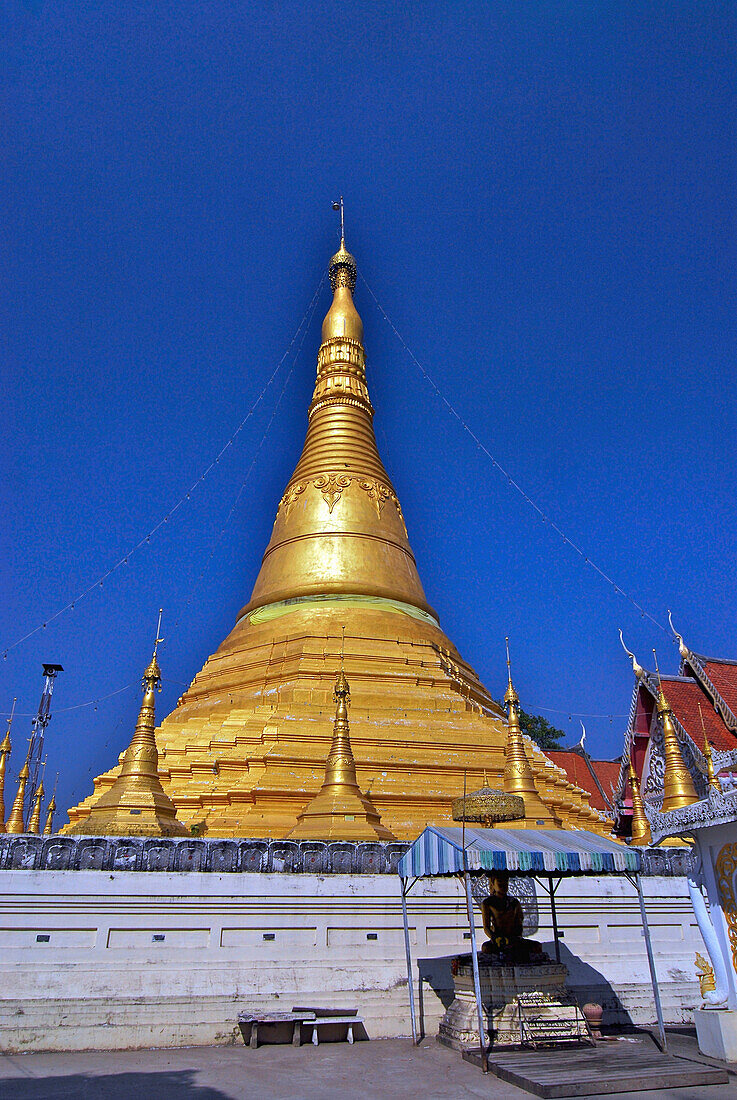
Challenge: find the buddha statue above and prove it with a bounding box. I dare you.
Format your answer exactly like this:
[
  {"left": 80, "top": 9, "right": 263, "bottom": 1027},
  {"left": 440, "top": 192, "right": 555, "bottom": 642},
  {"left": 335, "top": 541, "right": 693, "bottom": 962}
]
[{"left": 480, "top": 870, "right": 545, "bottom": 964}]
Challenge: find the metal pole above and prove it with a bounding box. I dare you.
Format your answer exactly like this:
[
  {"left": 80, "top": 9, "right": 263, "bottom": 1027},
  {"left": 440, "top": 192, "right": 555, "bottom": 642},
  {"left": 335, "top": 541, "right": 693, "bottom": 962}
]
[
  {"left": 549, "top": 876, "right": 561, "bottom": 964},
  {"left": 634, "top": 873, "right": 667, "bottom": 1052},
  {"left": 401, "top": 880, "right": 419, "bottom": 1045},
  {"left": 463, "top": 870, "right": 487, "bottom": 1072}
]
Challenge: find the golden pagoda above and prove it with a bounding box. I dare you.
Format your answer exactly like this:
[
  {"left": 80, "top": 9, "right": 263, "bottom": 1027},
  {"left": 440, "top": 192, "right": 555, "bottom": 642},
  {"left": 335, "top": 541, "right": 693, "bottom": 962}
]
[
  {"left": 66, "top": 228, "right": 610, "bottom": 840},
  {"left": 288, "top": 641, "right": 395, "bottom": 840},
  {"left": 67, "top": 620, "right": 188, "bottom": 836}
]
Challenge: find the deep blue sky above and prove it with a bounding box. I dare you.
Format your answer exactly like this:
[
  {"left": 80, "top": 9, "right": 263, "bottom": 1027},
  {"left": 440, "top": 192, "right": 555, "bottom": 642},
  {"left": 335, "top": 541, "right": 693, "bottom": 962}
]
[{"left": 2, "top": 3, "right": 735, "bottom": 822}]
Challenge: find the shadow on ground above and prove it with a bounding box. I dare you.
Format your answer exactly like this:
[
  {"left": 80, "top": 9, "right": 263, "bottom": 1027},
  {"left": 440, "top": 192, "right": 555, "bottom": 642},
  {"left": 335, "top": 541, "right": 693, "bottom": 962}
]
[{"left": 0, "top": 1069, "right": 231, "bottom": 1100}]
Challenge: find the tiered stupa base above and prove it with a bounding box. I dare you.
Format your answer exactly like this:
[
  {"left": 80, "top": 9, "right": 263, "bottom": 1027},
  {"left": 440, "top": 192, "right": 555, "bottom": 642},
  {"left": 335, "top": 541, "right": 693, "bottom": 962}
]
[
  {"left": 438, "top": 957, "right": 587, "bottom": 1050},
  {"left": 64, "top": 603, "right": 609, "bottom": 839}
]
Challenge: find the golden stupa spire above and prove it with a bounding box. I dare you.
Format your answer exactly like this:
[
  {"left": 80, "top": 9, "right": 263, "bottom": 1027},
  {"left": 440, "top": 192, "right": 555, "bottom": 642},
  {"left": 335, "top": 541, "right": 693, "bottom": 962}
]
[
  {"left": 288, "top": 628, "right": 395, "bottom": 840},
  {"left": 0, "top": 699, "right": 14, "bottom": 826},
  {"left": 43, "top": 774, "right": 58, "bottom": 836},
  {"left": 502, "top": 640, "right": 555, "bottom": 827},
  {"left": 653, "top": 650, "right": 698, "bottom": 812},
  {"left": 238, "top": 216, "right": 433, "bottom": 624},
  {"left": 67, "top": 611, "right": 188, "bottom": 836},
  {"left": 5, "top": 739, "right": 31, "bottom": 835},
  {"left": 698, "top": 703, "right": 720, "bottom": 792},
  {"left": 27, "top": 778, "right": 44, "bottom": 835},
  {"left": 627, "top": 758, "right": 651, "bottom": 845}
]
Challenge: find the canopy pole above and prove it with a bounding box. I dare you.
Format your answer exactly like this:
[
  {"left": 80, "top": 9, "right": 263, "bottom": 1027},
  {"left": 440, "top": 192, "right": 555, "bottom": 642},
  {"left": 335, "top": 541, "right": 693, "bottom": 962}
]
[
  {"left": 401, "top": 879, "right": 419, "bottom": 1045},
  {"left": 634, "top": 873, "right": 667, "bottom": 1053},
  {"left": 548, "top": 876, "right": 561, "bottom": 963},
  {"left": 463, "top": 870, "right": 488, "bottom": 1072}
]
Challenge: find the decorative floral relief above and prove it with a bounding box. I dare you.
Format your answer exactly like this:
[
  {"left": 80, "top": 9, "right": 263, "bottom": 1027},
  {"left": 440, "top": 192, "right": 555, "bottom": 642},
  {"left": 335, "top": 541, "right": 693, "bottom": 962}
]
[
  {"left": 280, "top": 483, "right": 307, "bottom": 516},
  {"left": 278, "top": 473, "right": 407, "bottom": 532},
  {"left": 716, "top": 843, "right": 737, "bottom": 974},
  {"left": 313, "top": 473, "right": 352, "bottom": 512}
]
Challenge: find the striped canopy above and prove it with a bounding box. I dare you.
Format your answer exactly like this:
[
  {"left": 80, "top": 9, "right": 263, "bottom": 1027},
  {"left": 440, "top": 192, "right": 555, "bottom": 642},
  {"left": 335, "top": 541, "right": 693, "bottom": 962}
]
[{"left": 397, "top": 825, "right": 641, "bottom": 879}]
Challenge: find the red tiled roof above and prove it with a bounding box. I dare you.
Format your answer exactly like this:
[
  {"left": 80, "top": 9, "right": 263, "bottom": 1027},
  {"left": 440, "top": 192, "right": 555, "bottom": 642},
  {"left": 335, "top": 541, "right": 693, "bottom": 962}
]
[
  {"left": 701, "top": 659, "right": 737, "bottom": 718},
  {"left": 661, "top": 676, "right": 736, "bottom": 753},
  {"left": 546, "top": 751, "right": 621, "bottom": 813}
]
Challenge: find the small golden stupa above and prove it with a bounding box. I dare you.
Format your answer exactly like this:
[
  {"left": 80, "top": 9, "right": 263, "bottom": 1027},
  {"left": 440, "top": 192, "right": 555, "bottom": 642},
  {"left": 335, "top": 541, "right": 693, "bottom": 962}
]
[
  {"left": 289, "top": 638, "right": 395, "bottom": 840},
  {"left": 43, "top": 794, "right": 56, "bottom": 836},
  {"left": 27, "top": 780, "right": 44, "bottom": 835},
  {"left": 66, "top": 226, "right": 610, "bottom": 840},
  {"left": 5, "top": 755, "right": 30, "bottom": 835},
  {"left": 502, "top": 643, "right": 558, "bottom": 828},
  {"left": 627, "top": 759, "right": 651, "bottom": 846},
  {"left": 67, "top": 616, "right": 188, "bottom": 837},
  {"left": 656, "top": 686, "right": 698, "bottom": 812}
]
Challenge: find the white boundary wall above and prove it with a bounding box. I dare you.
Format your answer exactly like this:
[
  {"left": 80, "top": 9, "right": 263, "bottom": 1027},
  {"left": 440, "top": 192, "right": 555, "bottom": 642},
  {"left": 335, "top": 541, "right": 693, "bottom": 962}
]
[{"left": 0, "top": 870, "right": 704, "bottom": 1051}]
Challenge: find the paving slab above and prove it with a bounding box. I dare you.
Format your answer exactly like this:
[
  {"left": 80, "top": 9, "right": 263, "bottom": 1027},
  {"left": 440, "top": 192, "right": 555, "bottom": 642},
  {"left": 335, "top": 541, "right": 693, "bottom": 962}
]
[{"left": 0, "top": 1036, "right": 736, "bottom": 1100}]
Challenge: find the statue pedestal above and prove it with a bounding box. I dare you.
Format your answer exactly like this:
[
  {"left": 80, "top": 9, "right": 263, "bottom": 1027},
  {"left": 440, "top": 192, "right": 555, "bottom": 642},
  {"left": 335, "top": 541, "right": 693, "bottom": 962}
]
[
  {"left": 695, "top": 1008, "right": 737, "bottom": 1063},
  {"left": 438, "top": 958, "right": 585, "bottom": 1050}
]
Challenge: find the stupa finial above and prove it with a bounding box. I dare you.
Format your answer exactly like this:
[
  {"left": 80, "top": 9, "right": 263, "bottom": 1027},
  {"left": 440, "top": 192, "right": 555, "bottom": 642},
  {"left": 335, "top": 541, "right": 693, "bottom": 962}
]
[
  {"left": 503, "top": 636, "right": 520, "bottom": 708},
  {"left": 0, "top": 699, "right": 14, "bottom": 826}
]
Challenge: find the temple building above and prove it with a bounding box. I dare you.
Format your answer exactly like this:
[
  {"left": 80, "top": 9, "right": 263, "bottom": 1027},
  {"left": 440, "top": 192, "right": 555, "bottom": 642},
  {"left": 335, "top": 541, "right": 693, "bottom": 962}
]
[
  {"left": 65, "top": 235, "right": 609, "bottom": 840},
  {"left": 615, "top": 628, "right": 737, "bottom": 842}
]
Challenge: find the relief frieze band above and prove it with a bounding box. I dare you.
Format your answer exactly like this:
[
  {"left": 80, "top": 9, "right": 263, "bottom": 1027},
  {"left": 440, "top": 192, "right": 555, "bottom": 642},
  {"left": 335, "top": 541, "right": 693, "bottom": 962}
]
[{"left": 278, "top": 474, "right": 407, "bottom": 532}]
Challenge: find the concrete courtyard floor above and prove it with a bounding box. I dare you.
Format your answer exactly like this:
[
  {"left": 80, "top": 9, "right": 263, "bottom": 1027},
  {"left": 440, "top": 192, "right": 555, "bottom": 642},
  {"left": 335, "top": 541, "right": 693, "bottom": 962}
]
[{"left": 0, "top": 1033, "right": 735, "bottom": 1100}]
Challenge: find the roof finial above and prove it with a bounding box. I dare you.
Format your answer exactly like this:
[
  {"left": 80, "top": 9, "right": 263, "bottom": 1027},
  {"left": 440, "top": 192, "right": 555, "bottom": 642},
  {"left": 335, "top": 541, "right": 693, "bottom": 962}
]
[
  {"left": 619, "top": 630, "right": 645, "bottom": 679},
  {"left": 667, "top": 610, "right": 689, "bottom": 658},
  {"left": 332, "top": 196, "right": 345, "bottom": 244}
]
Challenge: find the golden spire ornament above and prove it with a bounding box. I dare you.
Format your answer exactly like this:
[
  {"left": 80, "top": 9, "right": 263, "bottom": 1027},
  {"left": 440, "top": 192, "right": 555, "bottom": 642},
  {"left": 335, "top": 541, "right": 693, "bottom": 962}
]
[
  {"left": 67, "top": 611, "right": 188, "bottom": 837},
  {"left": 627, "top": 759, "right": 651, "bottom": 845},
  {"left": 5, "top": 744, "right": 31, "bottom": 834},
  {"left": 653, "top": 651, "right": 698, "bottom": 812},
  {"left": 288, "top": 628, "right": 395, "bottom": 840},
  {"left": 698, "top": 703, "right": 720, "bottom": 792},
  {"left": 43, "top": 775, "right": 58, "bottom": 836},
  {"left": 502, "top": 640, "right": 555, "bottom": 827},
  {"left": 0, "top": 700, "right": 14, "bottom": 826},
  {"left": 27, "top": 779, "right": 44, "bottom": 835}
]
